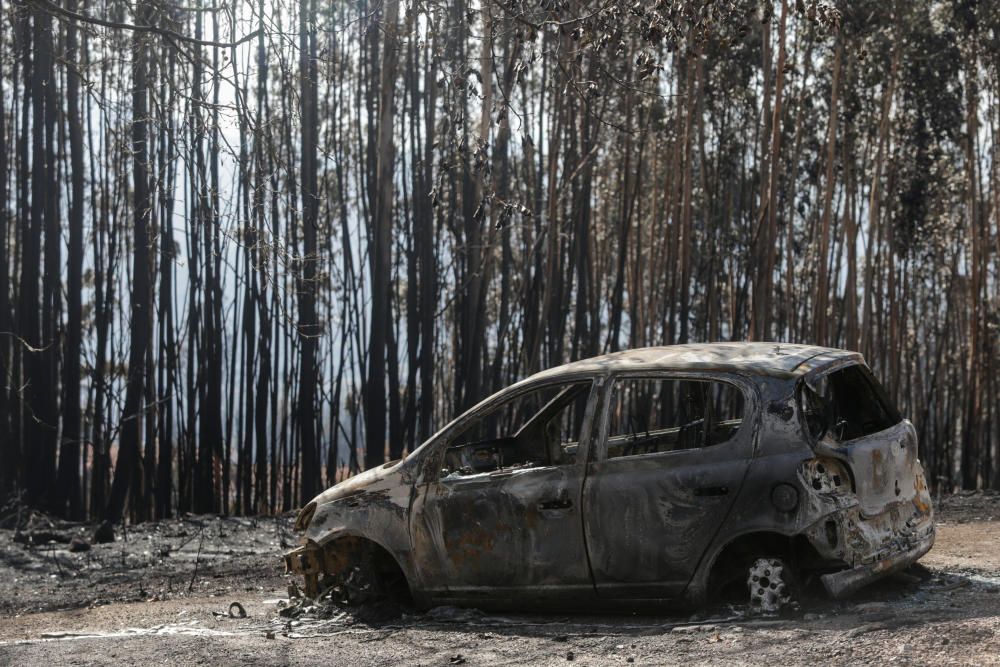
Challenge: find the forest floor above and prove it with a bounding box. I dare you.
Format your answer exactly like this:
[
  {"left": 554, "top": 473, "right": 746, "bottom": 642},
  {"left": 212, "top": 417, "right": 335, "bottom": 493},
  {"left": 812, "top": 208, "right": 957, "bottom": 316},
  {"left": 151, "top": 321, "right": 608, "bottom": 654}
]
[{"left": 1, "top": 493, "right": 1000, "bottom": 666}]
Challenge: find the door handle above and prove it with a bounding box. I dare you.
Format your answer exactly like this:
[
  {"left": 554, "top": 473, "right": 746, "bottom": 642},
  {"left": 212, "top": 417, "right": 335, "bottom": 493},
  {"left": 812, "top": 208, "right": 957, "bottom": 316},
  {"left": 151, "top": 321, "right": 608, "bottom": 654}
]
[
  {"left": 538, "top": 497, "right": 573, "bottom": 510},
  {"left": 693, "top": 486, "right": 729, "bottom": 497}
]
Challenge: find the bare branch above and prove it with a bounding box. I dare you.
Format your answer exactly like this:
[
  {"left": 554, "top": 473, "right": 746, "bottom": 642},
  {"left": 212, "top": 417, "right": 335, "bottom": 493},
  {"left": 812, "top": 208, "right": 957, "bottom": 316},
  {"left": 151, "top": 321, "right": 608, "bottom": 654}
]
[{"left": 29, "top": 0, "right": 262, "bottom": 48}]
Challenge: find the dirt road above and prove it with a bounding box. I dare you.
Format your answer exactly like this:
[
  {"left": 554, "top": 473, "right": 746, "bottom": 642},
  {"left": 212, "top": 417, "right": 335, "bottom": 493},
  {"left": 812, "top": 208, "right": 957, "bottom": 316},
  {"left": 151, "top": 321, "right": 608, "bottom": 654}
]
[{"left": 2, "top": 493, "right": 999, "bottom": 666}]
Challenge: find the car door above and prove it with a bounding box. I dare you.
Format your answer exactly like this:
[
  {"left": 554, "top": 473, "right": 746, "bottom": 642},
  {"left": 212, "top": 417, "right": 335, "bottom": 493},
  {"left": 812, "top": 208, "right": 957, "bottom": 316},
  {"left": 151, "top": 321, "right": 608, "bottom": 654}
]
[
  {"left": 582, "top": 372, "right": 756, "bottom": 599},
  {"left": 410, "top": 378, "right": 600, "bottom": 604}
]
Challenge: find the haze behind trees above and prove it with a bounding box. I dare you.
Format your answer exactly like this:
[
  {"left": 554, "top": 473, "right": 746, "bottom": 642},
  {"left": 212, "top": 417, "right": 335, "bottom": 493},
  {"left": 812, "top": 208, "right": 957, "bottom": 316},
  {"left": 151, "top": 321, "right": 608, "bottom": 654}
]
[{"left": 0, "top": 0, "right": 997, "bottom": 524}]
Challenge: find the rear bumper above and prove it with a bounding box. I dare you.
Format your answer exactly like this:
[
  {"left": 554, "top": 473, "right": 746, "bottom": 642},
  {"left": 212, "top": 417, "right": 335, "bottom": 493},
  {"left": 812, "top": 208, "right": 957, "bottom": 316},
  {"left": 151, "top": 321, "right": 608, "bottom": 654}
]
[{"left": 820, "top": 523, "right": 935, "bottom": 598}]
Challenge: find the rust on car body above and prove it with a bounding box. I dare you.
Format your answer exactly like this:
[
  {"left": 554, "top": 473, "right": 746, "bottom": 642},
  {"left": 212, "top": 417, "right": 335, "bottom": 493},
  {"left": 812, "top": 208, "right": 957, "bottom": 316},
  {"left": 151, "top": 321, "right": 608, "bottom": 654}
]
[{"left": 284, "top": 343, "right": 935, "bottom": 609}]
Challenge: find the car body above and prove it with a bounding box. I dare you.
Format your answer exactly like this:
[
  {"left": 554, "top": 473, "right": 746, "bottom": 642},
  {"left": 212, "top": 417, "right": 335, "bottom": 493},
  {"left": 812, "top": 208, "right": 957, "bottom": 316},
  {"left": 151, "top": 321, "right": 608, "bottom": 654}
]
[{"left": 284, "top": 343, "right": 935, "bottom": 610}]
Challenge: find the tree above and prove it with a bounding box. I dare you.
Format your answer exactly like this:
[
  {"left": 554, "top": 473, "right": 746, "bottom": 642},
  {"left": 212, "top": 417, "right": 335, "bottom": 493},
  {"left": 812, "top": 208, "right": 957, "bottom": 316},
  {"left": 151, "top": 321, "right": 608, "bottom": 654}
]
[{"left": 104, "top": 0, "right": 153, "bottom": 528}]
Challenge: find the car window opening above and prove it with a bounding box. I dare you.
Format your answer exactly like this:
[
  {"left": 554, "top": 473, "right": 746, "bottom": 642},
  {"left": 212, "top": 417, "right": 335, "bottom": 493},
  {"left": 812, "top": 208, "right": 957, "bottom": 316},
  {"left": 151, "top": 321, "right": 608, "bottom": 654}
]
[
  {"left": 440, "top": 382, "right": 591, "bottom": 478},
  {"left": 606, "top": 377, "right": 744, "bottom": 459},
  {"left": 801, "top": 364, "right": 902, "bottom": 443}
]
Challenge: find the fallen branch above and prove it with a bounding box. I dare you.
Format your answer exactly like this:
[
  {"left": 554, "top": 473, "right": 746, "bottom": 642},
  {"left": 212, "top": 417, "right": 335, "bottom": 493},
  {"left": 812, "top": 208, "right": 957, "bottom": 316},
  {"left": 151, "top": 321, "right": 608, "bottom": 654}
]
[{"left": 188, "top": 527, "right": 205, "bottom": 592}]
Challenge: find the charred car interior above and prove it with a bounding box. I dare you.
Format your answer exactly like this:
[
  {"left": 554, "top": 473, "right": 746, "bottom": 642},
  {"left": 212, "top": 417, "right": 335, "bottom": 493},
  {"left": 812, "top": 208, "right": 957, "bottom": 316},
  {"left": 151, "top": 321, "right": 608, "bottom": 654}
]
[
  {"left": 441, "top": 382, "right": 590, "bottom": 477},
  {"left": 284, "top": 343, "right": 935, "bottom": 614}
]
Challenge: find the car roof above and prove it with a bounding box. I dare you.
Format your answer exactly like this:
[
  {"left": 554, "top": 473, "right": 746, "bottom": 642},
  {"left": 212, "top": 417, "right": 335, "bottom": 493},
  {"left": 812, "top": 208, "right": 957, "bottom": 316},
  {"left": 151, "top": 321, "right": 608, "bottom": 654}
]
[{"left": 530, "top": 342, "right": 862, "bottom": 381}]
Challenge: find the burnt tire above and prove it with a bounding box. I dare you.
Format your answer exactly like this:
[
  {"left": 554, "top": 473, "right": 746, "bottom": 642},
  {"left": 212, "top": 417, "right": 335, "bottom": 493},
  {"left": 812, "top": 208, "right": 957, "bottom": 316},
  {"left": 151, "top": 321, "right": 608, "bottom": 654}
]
[
  {"left": 337, "top": 562, "right": 408, "bottom": 622},
  {"left": 748, "top": 557, "right": 797, "bottom": 613},
  {"left": 340, "top": 563, "right": 382, "bottom": 606},
  {"left": 336, "top": 551, "right": 412, "bottom": 607}
]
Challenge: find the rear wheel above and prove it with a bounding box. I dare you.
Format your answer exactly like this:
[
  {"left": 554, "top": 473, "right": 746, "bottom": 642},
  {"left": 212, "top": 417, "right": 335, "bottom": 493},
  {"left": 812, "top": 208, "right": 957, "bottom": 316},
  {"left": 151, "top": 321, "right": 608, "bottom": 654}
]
[{"left": 747, "top": 557, "right": 796, "bottom": 613}]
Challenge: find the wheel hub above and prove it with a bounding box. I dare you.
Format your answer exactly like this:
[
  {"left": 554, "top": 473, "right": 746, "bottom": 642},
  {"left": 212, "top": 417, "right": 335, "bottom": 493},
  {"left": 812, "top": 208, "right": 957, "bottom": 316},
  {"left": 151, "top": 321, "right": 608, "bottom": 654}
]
[{"left": 748, "top": 557, "right": 791, "bottom": 613}]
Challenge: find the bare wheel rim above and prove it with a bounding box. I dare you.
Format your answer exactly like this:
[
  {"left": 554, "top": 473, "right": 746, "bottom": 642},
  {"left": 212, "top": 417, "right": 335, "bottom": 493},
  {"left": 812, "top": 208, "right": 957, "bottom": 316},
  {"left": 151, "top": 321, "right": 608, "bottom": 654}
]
[{"left": 748, "top": 557, "right": 792, "bottom": 613}]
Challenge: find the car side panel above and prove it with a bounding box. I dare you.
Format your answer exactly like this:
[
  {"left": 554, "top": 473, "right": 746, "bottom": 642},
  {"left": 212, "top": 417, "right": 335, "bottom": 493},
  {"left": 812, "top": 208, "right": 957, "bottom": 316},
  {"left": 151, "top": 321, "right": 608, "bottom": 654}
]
[
  {"left": 684, "top": 376, "right": 820, "bottom": 602},
  {"left": 582, "top": 372, "right": 759, "bottom": 598},
  {"left": 408, "top": 377, "right": 602, "bottom": 603},
  {"left": 410, "top": 465, "right": 594, "bottom": 602}
]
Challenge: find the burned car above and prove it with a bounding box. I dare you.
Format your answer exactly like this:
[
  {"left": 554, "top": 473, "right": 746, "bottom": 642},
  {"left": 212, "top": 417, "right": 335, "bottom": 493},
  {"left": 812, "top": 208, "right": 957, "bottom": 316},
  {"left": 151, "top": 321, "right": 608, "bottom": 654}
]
[{"left": 285, "top": 343, "right": 934, "bottom": 611}]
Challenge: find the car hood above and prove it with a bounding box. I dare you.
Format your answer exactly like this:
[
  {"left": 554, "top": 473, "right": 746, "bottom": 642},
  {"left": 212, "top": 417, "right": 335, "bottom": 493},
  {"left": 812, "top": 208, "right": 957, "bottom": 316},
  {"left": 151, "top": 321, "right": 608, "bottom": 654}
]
[
  {"left": 300, "top": 459, "right": 414, "bottom": 542},
  {"left": 310, "top": 461, "right": 402, "bottom": 505}
]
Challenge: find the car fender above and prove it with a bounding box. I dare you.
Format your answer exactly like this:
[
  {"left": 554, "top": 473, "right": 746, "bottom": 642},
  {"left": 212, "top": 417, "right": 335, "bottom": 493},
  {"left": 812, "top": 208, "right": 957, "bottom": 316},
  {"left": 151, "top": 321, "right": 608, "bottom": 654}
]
[{"left": 301, "top": 462, "right": 424, "bottom": 593}]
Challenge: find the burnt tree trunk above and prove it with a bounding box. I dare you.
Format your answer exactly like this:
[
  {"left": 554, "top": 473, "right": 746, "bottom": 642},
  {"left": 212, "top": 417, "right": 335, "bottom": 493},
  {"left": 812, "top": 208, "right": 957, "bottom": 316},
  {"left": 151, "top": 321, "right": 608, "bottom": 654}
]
[{"left": 104, "top": 3, "right": 152, "bottom": 527}]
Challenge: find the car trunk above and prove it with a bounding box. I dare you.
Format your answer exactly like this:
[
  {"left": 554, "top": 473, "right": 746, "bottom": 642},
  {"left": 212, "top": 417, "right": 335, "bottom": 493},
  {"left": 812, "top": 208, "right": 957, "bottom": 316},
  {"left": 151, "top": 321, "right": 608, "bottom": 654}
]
[
  {"left": 799, "top": 363, "right": 934, "bottom": 596},
  {"left": 842, "top": 419, "right": 927, "bottom": 516},
  {"left": 801, "top": 362, "right": 930, "bottom": 517}
]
